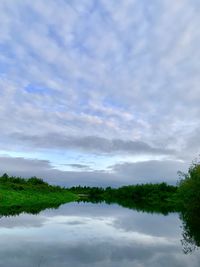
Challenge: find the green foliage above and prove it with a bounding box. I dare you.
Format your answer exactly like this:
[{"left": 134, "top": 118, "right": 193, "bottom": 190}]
[
  {"left": 177, "top": 161, "right": 200, "bottom": 210},
  {"left": 27, "top": 176, "right": 48, "bottom": 186},
  {"left": 177, "top": 161, "right": 200, "bottom": 252},
  {"left": 1, "top": 173, "right": 9, "bottom": 182},
  {"left": 0, "top": 174, "right": 65, "bottom": 192},
  {"left": 70, "top": 183, "right": 178, "bottom": 214},
  {"left": 0, "top": 174, "right": 78, "bottom": 216}
]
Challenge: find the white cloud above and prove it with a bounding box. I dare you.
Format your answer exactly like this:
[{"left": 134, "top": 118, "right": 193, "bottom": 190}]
[{"left": 0, "top": 0, "right": 200, "bottom": 182}]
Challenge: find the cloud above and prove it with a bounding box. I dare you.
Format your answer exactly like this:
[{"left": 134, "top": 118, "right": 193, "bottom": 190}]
[
  {"left": 10, "top": 133, "right": 174, "bottom": 156},
  {"left": 0, "top": 155, "right": 114, "bottom": 187},
  {"left": 110, "top": 160, "right": 189, "bottom": 184},
  {"left": 63, "top": 163, "right": 92, "bottom": 171},
  {"left": 0, "top": 156, "right": 188, "bottom": 186},
  {"left": 0, "top": 0, "right": 200, "bottom": 182}
]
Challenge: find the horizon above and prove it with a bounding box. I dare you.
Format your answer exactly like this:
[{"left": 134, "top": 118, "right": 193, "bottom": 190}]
[{"left": 0, "top": 0, "right": 200, "bottom": 187}]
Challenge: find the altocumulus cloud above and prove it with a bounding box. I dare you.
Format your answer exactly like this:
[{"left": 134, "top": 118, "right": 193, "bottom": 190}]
[{"left": 0, "top": 0, "right": 200, "bottom": 185}]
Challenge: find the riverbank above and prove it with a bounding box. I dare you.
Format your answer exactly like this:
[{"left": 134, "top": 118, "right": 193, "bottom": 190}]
[
  {"left": 0, "top": 174, "right": 78, "bottom": 215},
  {"left": 0, "top": 174, "right": 179, "bottom": 215}
]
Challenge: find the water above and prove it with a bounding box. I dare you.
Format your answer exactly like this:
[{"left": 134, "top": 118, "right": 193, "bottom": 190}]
[{"left": 0, "top": 202, "right": 199, "bottom": 267}]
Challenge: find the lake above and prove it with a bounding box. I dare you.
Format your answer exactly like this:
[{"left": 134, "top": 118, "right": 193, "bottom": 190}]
[{"left": 0, "top": 202, "right": 199, "bottom": 267}]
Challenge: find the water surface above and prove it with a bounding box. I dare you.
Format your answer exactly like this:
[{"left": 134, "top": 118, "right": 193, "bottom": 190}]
[{"left": 0, "top": 202, "right": 199, "bottom": 267}]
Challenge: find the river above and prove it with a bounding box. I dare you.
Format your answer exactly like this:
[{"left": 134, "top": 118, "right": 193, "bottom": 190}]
[{"left": 0, "top": 202, "right": 199, "bottom": 266}]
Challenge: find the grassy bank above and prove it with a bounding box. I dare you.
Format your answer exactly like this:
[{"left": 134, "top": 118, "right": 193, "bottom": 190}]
[
  {"left": 0, "top": 173, "right": 179, "bottom": 215},
  {"left": 0, "top": 174, "right": 77, "bottom": 215}
]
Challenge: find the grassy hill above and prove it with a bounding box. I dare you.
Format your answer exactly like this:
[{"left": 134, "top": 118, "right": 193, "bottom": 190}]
[{"left": 0, "top": 174, "right": 77, "bottom": 215}]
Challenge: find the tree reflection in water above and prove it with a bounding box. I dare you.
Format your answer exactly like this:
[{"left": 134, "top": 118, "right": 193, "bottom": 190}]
[{"left": 180, "top": 207, "right": 200, "bottom": 254}]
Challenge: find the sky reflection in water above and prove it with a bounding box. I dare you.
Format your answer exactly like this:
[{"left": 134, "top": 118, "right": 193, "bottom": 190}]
[{"left": 0, "top": 203, "right": 200, "bottom": 267}]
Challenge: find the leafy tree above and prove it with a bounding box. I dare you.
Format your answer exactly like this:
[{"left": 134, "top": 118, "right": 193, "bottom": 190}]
[
  {"left": 177, "top": 161, "right": 200, "bottom": 210},
  {"left": 177, "top": 160, "right": 200, "bottom": 252}
]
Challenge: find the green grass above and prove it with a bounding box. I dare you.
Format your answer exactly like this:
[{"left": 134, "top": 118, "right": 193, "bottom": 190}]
[
  {"left": 0, "top": 188, "right": 77, "bottom": 207},
  {"left": 0, "top": 188, "right": 78, "bottom": 216},
  {"left": 0, "top": 174, "right": 78, "bottom": 215}
]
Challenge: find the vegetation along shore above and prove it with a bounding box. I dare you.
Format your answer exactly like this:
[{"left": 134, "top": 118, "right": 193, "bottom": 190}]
[{"left": 0, "top": 161, "right": 200, "bottom": 218}]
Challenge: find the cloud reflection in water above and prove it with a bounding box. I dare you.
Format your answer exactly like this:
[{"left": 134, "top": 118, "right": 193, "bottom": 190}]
[{"left": 0, "top": 203, "right": 199, "bottom": 267}]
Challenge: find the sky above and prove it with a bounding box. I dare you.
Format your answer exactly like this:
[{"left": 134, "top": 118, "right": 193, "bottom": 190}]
[{"left": 0, "top": 0, "right": 200, "bottom": 186}]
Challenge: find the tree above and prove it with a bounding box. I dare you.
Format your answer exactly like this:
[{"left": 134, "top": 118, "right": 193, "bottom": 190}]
[
  {"left": 177, "top": 161, "right": 200, "bottom": 210},
  {"left": 178, "top": 160, "right": 200, "bottom": 252}
]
